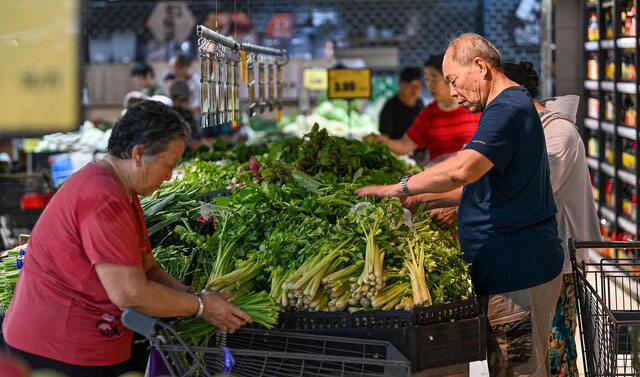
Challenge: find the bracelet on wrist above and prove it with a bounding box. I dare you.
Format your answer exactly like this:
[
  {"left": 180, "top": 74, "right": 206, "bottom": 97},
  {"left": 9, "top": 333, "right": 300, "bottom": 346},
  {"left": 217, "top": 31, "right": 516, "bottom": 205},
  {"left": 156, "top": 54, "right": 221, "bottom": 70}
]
[
  {"left": 195, "top": 293, "right": 204, "bottom": 318},
  {"left": 400, "top": 175, "right": 413, "bottom": 196}
]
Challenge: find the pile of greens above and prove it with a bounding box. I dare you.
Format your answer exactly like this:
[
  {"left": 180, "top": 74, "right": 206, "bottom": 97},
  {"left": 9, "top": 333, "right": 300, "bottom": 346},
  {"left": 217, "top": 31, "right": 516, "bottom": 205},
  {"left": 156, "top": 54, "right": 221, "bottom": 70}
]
[{"left": 143, "top": 124, "right": 470, "bottom": 346}]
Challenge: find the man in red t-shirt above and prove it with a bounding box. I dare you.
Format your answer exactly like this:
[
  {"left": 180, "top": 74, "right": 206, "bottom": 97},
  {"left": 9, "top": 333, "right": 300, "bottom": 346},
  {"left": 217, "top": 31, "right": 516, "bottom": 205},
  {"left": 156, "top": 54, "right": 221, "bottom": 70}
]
[{"left": 375, "top": 54, "right": 481, "bottom": 162}]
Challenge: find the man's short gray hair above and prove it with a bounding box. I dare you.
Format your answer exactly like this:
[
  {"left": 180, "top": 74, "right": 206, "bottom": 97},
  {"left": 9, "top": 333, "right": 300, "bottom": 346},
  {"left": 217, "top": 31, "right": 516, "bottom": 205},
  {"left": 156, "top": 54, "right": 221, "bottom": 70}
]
[{"left": 446, "top": 33, "right": 502, "bottom": 69}]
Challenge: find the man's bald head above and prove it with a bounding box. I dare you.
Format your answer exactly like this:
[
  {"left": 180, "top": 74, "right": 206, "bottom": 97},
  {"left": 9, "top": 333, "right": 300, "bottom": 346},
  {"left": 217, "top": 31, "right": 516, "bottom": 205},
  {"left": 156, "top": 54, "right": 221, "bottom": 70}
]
[{"left": 445, "top": 33, "right": 502, "bottom": 70}]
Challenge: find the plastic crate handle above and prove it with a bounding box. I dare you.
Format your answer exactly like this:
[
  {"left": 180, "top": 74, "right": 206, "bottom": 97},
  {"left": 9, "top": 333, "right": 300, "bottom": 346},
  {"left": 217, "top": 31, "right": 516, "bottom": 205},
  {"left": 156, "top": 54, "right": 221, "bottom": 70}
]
[{"left": 122, "top": 309, "right": 158, "bottom": 338}]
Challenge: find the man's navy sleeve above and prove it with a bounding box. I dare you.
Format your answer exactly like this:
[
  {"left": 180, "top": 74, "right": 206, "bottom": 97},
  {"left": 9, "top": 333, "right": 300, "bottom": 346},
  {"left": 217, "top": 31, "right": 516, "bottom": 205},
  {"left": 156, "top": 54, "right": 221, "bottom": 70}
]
[{"left": 463, "top": 104, "right": 519, "bottom": 174}]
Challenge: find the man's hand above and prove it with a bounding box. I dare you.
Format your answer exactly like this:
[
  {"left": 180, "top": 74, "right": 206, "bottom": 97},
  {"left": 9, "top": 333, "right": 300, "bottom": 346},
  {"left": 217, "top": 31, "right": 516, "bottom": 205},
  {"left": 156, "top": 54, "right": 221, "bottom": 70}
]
[
  {"left": 355, "top": 184, "right": 401, "bottom": 197},
  {"left": 429, "top": 207, "right": 457, "bottom": 229},
  {"left": 401, "top": 195, "right": 424, "bottom": 213},
  {"left": 201, "top": 291, "right": 252, "bottom": 334}
]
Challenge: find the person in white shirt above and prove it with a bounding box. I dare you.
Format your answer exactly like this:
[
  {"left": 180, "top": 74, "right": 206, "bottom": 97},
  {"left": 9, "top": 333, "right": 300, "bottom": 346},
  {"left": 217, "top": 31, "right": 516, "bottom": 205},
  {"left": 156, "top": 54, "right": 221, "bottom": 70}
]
[{"left": 504, "top": 61, "right": 601, "bottom": 376}]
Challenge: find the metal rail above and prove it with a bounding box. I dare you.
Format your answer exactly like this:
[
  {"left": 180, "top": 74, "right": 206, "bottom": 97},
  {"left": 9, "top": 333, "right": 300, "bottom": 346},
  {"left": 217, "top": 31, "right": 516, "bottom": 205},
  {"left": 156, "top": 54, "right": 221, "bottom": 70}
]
[{"left": 197, "top": 25, "right": 288, "bottom": 60}]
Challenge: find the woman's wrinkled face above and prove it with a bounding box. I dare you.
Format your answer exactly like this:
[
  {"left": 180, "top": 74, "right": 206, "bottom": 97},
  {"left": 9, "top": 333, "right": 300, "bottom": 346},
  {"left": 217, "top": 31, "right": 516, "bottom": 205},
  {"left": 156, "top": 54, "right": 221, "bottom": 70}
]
[
  {"left": 424, "top": 66, "right": 453, "bottom": 104},
  {"left": 134, "top": 139, "right": 185, "bottom": 195}
]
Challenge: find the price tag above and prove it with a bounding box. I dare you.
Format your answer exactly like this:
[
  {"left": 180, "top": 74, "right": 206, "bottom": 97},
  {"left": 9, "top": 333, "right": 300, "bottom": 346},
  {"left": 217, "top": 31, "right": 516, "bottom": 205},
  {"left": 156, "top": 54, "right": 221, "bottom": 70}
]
[
  {"left": 327, "top": 69, "right": 371, "bottom": 99},
  {"left": 302, "top": 68, "right": 328, "bottom": 91}
]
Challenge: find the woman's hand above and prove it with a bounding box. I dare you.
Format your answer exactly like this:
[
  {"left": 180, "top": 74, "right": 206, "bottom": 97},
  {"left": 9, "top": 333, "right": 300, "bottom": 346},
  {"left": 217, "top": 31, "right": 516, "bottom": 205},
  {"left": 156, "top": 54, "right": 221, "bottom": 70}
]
[
  {"left": 201, "top": 292, "right": 252, "bottom": 334},
  {"left": 355, "top": 184, "right": 402, "bottom": 197},
  {"left": 429, "top": 207, "right": 458, "bottom": 229}
]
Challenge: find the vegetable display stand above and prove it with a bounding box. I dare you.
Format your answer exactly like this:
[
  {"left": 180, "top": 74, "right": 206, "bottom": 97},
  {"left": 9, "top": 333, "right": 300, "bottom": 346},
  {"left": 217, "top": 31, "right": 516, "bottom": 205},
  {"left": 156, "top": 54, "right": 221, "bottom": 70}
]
[
  {"left": 275, "top": 298, "right": 487, "bottom": 373},
  {"left": 122, "top": 309, "right": 411, "bottom": 377}
]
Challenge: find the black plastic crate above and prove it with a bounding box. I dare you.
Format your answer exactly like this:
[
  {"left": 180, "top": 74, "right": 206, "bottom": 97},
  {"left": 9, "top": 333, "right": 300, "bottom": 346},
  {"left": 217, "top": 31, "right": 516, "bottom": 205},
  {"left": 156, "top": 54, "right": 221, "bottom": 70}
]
[{"left": 275, "top": 298, "right": 487, "bottom": 372}]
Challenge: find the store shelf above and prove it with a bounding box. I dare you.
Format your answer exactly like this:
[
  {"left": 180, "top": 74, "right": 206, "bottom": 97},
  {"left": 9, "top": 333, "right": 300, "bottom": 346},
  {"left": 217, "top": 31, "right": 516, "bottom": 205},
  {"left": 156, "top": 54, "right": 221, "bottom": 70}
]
[
  {"left": 601, "top": 162, "right": 615, "bottom": 177},
  {"left": 584, "top": 41, "right": 599, "bottom": 51},
  {"left": 584, "top": 118, "right": 598, "bottom": 130},
  {"left": 618, "top": 125, "right": 637, "bottom": 140},
  {"left": 587, "top": 81, "right": 640, "bottom": 93},
  {"left": 587, "top": 157, "right": 599, "bottom": 171},
  {"left": 584, "top": 81, "right": 619, "bottom": 91},
  {"left": 584, "top": 80, "right": 599, "bottom": 90},
  {"left": 600, "top": 40, "right": 615, "bottom": 49},
  {"left": 618, "top": 82, "right": 637, "bottom": 93},
  {"left": 617, "top": 37, "right": 636, "bottom": 48},
  {"left": 619, "top": 216, "right": 637, "bottom": 235},
  {"left": 602, "top": 121, "right": 615, "bottom": 134},
  {"left": 618, "top": 169, "right": 637, "bottom": 186},
  {"left": 601, "top": 206, "right": 616, "bottom": 222},
  {"left": 593, "top": 38, "right": 636, "bottom": 49}
]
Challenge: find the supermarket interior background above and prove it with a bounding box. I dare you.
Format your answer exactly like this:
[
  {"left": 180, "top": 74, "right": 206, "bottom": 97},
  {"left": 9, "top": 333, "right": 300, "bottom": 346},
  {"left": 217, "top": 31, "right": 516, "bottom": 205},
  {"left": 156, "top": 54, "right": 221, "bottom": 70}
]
[{"left": 2, "top": 1, "right": 640, "bottom": 377}]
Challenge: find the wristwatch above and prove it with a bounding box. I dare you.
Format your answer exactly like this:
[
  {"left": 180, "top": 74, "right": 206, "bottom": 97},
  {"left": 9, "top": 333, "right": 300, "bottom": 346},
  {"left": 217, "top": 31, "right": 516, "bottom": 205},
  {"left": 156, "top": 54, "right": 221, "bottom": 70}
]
[
  {"left": 400, "top": 175, "right": 413, "bottom": 196},
  {"left": 194, "top": 293, "right": 204, "bottom": 318}
]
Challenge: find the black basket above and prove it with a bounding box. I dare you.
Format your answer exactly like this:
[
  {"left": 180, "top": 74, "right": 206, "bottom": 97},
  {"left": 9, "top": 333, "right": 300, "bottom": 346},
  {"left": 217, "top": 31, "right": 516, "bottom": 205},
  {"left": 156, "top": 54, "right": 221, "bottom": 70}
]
[
  {"left": 275, "top": 298, "right": 486, "bottom": 372},
  {"left": 570, "top": 239, "right": 640, "bottom": 377},
  {"left": 122, "top": 309, "right": 411, "bottom": 377}
]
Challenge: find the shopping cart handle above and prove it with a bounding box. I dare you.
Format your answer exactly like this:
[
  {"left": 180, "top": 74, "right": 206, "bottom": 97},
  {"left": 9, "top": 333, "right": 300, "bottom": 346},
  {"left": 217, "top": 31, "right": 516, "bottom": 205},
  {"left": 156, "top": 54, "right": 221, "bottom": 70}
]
[
  {"left": 571, "top": 239, "right": 640, "bottom": 250},
  {"left": 121, "top": 309, "right": 158, "bottom": 338}
]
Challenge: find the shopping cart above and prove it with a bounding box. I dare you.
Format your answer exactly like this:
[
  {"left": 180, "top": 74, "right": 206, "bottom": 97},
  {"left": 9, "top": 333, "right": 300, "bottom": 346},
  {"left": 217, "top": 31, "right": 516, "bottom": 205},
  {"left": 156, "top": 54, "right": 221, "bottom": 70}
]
[
  {"left": 121, "top": 309, "right": 411, "bottom": 377},
  {"left": 571, "top": 239, "right": 640, "bottom": 377}
]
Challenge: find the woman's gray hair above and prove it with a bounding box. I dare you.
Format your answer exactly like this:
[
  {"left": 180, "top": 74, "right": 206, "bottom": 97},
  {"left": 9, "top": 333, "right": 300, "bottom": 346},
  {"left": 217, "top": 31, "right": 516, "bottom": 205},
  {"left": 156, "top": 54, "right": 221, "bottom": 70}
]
[
  {"left": 446, "top": 33, "right": 502, "bottom": 70},
  {"left": 107, "top": 100, "right": 191, "bottom": 160}
]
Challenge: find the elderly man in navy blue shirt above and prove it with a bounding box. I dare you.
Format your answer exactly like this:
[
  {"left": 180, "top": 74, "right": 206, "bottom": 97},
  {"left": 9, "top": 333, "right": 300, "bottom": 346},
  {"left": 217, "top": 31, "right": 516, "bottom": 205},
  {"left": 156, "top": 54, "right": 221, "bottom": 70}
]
[{"left": 357, "top": 33, "right": 563, "bottom": 377}]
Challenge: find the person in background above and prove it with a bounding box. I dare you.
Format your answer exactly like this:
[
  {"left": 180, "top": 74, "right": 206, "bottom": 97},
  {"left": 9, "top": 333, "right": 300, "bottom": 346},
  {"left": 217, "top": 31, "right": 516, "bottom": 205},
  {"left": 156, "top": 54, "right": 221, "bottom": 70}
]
[
  {"left": 374, "top": 54, "right": 481, "bottom": 163},
  {"left": 378, "top": 67, "right": 423, "bottom": 140},
  {"left": 122, "top": 92, "right": 149, "bottom": 110},
  {"left": 162, "top": 72, "right": 176, "bottom": 96},
  {"left": 170, "top": 79, "right": 205, "bottom": 152},
  {"left": 3, "top": 101, "right": 251, "bottom": 377},
  {"left": 169, "top": 53, "right": 201, "bottom": 112},
  {"left": 503, "top": 61, "right": 601, "bottom": 377},
  {"left": 130, "top": 62, "right": 165, "bottom": 97},
  {"left": 357, "top": 34, "right": 564, "bottom": 377}
]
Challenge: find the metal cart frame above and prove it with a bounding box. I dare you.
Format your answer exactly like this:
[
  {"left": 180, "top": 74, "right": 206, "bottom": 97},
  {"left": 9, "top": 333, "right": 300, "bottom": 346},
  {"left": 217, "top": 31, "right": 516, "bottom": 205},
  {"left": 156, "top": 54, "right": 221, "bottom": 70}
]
[{"left": 571, "top": 239, "right": 640, "bottom": 377}]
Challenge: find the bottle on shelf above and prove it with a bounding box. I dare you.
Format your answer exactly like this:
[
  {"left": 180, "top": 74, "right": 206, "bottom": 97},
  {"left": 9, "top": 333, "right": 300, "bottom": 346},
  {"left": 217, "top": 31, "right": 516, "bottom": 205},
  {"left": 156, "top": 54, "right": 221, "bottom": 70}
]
[
  {"left": 589, "top": 135, "right": 600, "bottom": 158},
  {"left": 622, "top": 1, "right": 637, "bottom": 37},
  {"left": 622, "top": 183, "right": 637, "bottom": 220},
  {"left": 622, "top": 139, "right": 637, "bottom": 171},
  {"left": 623, "top": 93, "right": 637, "bottom": 127},
  {"left": 588, "top": 53, "right": 599, "bottom": 80},
  {"left": 591, "top": 170, "right": 600, "bottom": 201},
  {"left": 605, "top": 10, "right": 614, "bottom": 39},
  {"left": 599, "top": 217, "right": 616, "bottom": 257},
  {"left": 622, "top": 49, "right": 637, "bottom": 81},
  {"left": 588, "top": 12, "right": 600, "bottom": 41},
  {"left": 588, "top": 92, "right": 600, "bottom": 118},
  {"left": 605, "top": 134, "right": 615, "bottom": 164},
  {"left": 605, "top": 92, "right": 615, "bottom": 121},
  {"left": 606, "top": 50, "right": 616, "bottom": 80},
  {"left": 605, "top": 176, "right": 615, "bottom": 208}
]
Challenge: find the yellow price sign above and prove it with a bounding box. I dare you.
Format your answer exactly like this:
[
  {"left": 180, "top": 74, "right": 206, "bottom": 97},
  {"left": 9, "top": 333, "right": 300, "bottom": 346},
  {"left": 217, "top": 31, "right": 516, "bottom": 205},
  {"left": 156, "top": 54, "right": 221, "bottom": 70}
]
[
  {"left": 302, "top": 68, "right": 328, "bottom": 91},
  {"left": 0, "top": 0, "right": 80, "bottom": 132},
  {"left": 327, "top": 69, "right": 371, "bottom": 99}
]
